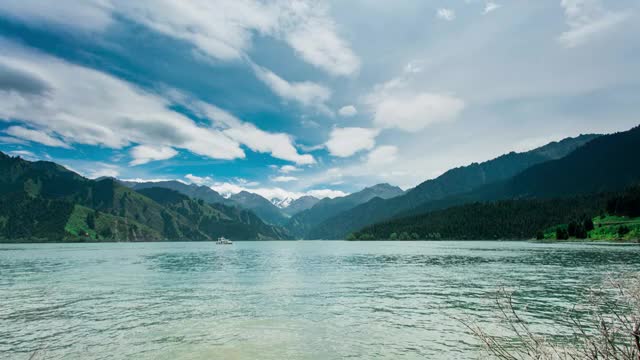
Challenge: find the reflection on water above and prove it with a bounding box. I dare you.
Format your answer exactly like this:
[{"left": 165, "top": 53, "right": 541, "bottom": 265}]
[{"left": 1, "top": 241, "right": 638, "bottom": 359}]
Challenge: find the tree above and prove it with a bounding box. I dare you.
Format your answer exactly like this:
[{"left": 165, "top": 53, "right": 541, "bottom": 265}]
[
  {"left": 411, "top": 232, "right": 420, "bottom": 240},
  {"left": 86, "top": 211, "right": 96, "bottom": 230},
  {"left": 583, "top": 217, "right": 594, "bottom": 232},
  {"left": 618, "top": 225, "right": 631, "bottom": 237},
  {"left": 536, "top": 231, "right": 544, "bottom": 240},
  {"left": 556, "top": 228, "right": 569, "bottom": 240},
  {"left": 389, "top": 232, "right": 398, "bottom": 240}
]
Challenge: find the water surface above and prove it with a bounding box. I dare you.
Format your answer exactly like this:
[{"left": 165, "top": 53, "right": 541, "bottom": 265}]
[{"left": 1, "top": 241, "right": 638, "bottom": 359}]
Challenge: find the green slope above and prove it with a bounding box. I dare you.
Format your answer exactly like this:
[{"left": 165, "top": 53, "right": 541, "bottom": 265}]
[
  {"left": 0, "top": 153, "right": 289, "bottom": 242},
  {"left": 137, "top": 187, "right": 291, "bottom": 240}
]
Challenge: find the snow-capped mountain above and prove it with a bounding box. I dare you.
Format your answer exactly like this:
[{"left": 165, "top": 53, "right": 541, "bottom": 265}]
[{"left": 271, "top": 197, "right": 294, "bottom": 209}]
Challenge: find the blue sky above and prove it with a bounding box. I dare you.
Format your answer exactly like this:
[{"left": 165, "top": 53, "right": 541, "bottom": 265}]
[{"left": 0, "top": 0, "right": 639, "bottom": 200}]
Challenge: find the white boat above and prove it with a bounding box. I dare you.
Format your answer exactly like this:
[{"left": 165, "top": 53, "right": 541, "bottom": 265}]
[{"left": 216, "top": 236, "right": 232, "bottom": 245}]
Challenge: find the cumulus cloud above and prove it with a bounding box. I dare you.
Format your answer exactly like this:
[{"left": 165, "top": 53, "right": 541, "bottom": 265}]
[
  {"left": 184, "top": 174, "right": 214, "bottom": 186},
  {"left": 4, "top": 126, "right": 71, "bottom": 148},
  {"left": 251, "top": 63, "right": 331, "bottom": 113},
  {"left": 436, "top": 8, "right": 456, "bottom": 21},
  {"left": 279, "top": 165, "right": 300, "bottom": 173},
  {"left": 129, "top": 145, "right": 178, "bottom": 166},
  {"left": 325, "top": 127, "right": 379, "bottom": 157},
  {"left": 338, "top": 105, "right": 357, "bottom": 117},
  {"left": 224, "top": 123, "right": 315, "bottom": 165},
  {"left": 363, "top": 67, "right": 465, "bottom": 132},
  {"left": 367, "top": 91, "right": 465, "bottom": 132},
  {"left": 0, "top": 38, "right": 313, "bottom": 165},
  {"left": 558, "top": 0, "right": 631, "bottom": 48},
  {"left": 366, "top": 145, "right": 398, "bottom": 167}
]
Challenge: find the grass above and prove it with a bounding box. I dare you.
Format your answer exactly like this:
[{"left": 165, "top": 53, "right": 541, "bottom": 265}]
[
  {"left": 65, "top": 205, "right": 162, "bottom": 242},
  {"left": 541, "top": 214, "right": 640, "bottom": 242}
]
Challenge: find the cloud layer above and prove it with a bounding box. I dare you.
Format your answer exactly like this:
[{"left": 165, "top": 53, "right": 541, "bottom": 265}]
[{"left": 0, "top": 38, "right": 313, "bottom": 165}]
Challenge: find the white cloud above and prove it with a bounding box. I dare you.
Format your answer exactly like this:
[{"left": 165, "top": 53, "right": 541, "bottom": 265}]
[
  {"left": 4, "top": 126, "right": 72, "bottom": 148},
  {"left": 558, "top": 0, "right": 631, "bottom": 48},
  {"left": 272, "top": 175, "right": 298, "bottom": 183},
  {"left": 280, "top": 2, "right": 360, "bottom": 76},
  {"left": 185, "top": 173, "right": 214, "bottom": 186},
  {"left": 338, "top": 105, "right": 357, "bottom": 117},
  {"left": 1, "top": 1, "right": 359, "bottom": 77},
  {"left": 306, "top": 189, "right": 347, "bottom": 199},
  {"left": 0, "top": 136, "right": 28, "bottom": 145},
  {"left": 87, "top": 164, "right": 120, "bottom": 179},
  {"left": 279, "top": 165, "right": 300, "bottom": 173},
  {"left": 483, "top": 2, "right": 501, "bottom": 14},
  {"left": 209, "top": 181, "right": 346, "bottom": 201},
  {"left": 121, "top": 177, "right": 186, "bottom": 183},
  {"left": 325, "top": 127, "right": 379, "bottom": 157},
  {"left": 0, "top": 0, "right": 113, "bottom": 32},
  {"left": 129, "top": 145, "right": 178, "bottom": 165},
  {"left": 224, "top": 123, "right": 315, "bottom": 165},
  {"left": 0, "top": 38, "right": 313, "bottom": 165},
  {"left": 369, "top": 92, "right": 465, "bottom": 132},
  {"left": 8, "top": 150, "right": 37, "bottom": 159},
  {"left": 366, "top": 145, "right": 398, "bottom": 167},
  {"left": 251, "top": 63, "right": 331, "bottom": 112},
  {"left": 363, "top": 68, "right": 465, "bottom": 132},
  {"left": 437, "top": 8, "right": 456, "bottom": 21}
]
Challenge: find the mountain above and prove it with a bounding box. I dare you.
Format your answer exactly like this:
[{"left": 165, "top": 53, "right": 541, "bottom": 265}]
[
  {"left": 354, "top": 125, "right": 640, "bottom": 240},
  {"left": 0, "top": 153, "right": 289, "bottom": 242},
  {"left": 281, "top": 196, "right": 320, "bottom": 216},
  {"left": 351, "top": 194, "right": 610, "bottom": 241},
  {"left": 308, "top": 134, "right": 601, "bottom": 239},
  {"left": 271, "top": 197, "right": 294, "bottom": 209},
  {"left": 136, "top": 188, "right": 290, "bottom": 240},
  {"left": 287, "top": 183, "right": 404, "bottom": 238},
  {"left": 229, "top": 191, "right": 289, "bottom": 225},
  {"left": 124, "top": 180, "right": 230, "bottom": 206}
]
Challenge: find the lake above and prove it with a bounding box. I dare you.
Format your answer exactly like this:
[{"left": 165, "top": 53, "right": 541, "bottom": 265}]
[{"left": 1, "top": 241, "right": 639, "bottom": 359}]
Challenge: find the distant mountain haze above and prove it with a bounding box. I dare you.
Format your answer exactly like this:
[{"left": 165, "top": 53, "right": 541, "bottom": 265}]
[
  {"left": 229, "top": 191, "right": 290, "bottom": 226},
  {"left": 281, "top": 196, "right": 321, "bottom": 216},
  {"left": 286, "top": 183, "right": 405, "bottom": 238}
]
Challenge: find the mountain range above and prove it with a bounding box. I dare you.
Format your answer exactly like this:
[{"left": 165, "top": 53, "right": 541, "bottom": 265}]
[
  {"left": 306, "top": 133, "right": 601, "bottom": 239},
  {"left": 353, "top": 126, "right": 640, "bottom": 240},
  {"left": 0, "top": 154, "right": 289, "bottom": 242},
  {"left": 1, "top": 125, "right": 639, "bottom": 242}
]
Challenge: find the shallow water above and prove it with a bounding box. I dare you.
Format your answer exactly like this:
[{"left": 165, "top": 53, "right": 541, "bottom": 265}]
[{"left": 1, "top": 241, "right": 639, "bottom": 359}]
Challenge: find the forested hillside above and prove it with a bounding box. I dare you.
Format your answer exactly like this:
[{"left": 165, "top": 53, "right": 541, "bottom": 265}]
[
  {"left": 0, "top": 153, "right": 290, "bottom": 242},
  {"left": 308, "top": 134, "right": 600, "bottom": 239}
]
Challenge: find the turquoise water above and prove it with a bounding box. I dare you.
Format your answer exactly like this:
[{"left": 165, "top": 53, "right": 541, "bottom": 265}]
[{"left": 1, "top": 241, "right": 639, "bottom": 359}]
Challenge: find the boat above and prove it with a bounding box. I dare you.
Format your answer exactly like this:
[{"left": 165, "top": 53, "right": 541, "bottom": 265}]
[{"left": 216, "top": 236, "right": 232, "bottom": 245}]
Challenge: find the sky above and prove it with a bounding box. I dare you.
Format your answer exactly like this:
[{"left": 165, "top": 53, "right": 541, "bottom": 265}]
[{"left": 0, "top": 0, "right": 639, "bottom": 201}]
